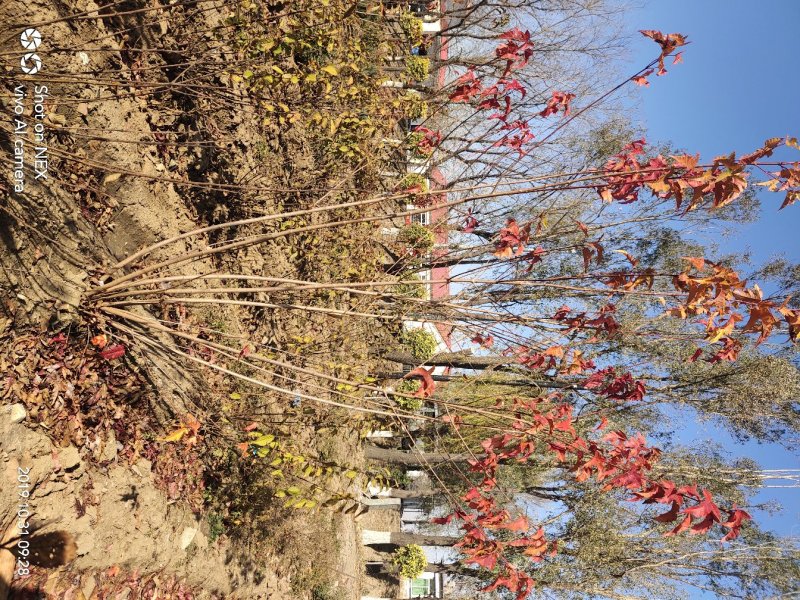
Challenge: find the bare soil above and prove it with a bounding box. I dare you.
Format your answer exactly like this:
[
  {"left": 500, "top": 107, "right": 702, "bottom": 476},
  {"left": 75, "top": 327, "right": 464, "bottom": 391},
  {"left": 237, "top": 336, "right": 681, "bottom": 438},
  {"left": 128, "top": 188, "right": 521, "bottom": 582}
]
[
  {"left": 0, "top": 0, "right": 382, "bottom": 595},
  {"left": 1, "top": 404, "right": 294, "bottom": 598}
]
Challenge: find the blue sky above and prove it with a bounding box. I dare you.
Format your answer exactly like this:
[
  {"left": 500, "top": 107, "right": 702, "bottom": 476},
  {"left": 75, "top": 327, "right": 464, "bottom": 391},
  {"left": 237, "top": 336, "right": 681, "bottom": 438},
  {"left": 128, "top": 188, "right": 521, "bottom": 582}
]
[{"left": 626, "top": 0, "right": 799, "bottom": 539}]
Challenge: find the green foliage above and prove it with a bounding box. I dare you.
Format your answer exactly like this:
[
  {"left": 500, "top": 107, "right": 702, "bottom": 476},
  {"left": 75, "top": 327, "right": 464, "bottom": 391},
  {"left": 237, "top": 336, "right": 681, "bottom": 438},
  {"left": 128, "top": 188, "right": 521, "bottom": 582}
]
[
  {"left": 207, "top": 512, "right": 225, "bottom": 542},
  {"left": 391, "top": 544, "right": 427, "bottom": 579},
  {"left": 404, "top": 56, "right": 430, "bottom": 82},
  {"left": 396, "top": 378, "right": 422, "bottom": 394},
  {"left": 394, "top": 379, "right": 423, "bottom": 411},
  {"left": 396, "top": 273, "right": 426, "bottom": 298},
  {"left": 398, "top": 92, "right": 428, "bottom": 119},
  {"left": 397, "top": 223, "right": 435, "bottom": 255},
  {"left": 398, "top": 172, "right": 429, "bottom": 194},
  {"left": 399, "top": 327, "right": 438, "bottom": 361},
  {"left": 311, "top": 582, "right": 346, "bottom": 600},
  {"left": 399, "top": 11, "right": 423, "bottom": 45}
]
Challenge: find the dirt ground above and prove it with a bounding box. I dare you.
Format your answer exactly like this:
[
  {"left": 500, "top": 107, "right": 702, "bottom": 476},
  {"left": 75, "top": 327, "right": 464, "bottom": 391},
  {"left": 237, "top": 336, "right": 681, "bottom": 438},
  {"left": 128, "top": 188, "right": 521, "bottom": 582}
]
[
  {"left": 1, "top": 403, "right": 295, "bottom": 598},
  {"left": 0, "top": 0, "right": 376, "bottom": 595}
]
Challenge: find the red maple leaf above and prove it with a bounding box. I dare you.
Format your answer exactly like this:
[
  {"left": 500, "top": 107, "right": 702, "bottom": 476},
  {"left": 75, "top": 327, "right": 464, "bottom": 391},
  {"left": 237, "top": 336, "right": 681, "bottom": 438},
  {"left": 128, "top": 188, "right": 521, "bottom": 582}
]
[
  {"left": 721, "top": 506, "right": 752, "bottom": 542},
  {"left": 640, "top": 29, "right": 688, "bottom": 76},
  {"left": 654, "top": 501, "right": 681, "bottom": 523},
  {"left": 682, "top": 489, "right": 722, "bottom": 523},
  {"left": 462, "top": 209, "right": 479, "bottom": 233},
  {"left": 449, "top": 68, "right": 483, "bottom": 102},
  {"left": 632, "top": 68, "right": 655, "bottom": 86},
  {"left": 100, "top": 344, "right": 126, "bottom": 361},
  {"left": 471, "top": 333, "right": 495, "bottom": 348},
  {"left": 494, "top": 218, "right": 531, "bottom": 258},
  {"left": 404, "top": 367, "right": 436, "bottom": 398},
  {"left": 665, "top": 514, "right": 693, "bottom": 536},
  {"left": 539, "top": 91, "right": 575, "bottom": 118}
]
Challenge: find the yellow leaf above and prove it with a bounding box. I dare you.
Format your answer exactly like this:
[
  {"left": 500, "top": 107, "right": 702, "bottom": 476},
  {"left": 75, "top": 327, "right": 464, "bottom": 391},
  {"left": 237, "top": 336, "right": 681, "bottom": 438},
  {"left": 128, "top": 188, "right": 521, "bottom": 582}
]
[
  {"left": 159, "top": 427, "right": 189, "bottom": 443},
  {"left": 250, "top": 433, "right": 275, "bottom": 446},
  {"left": 321, "top": 65, "right": 339, "bottom": 76},
  {"left": 257, "top": 39, "right": 275, "bottom": 52}
]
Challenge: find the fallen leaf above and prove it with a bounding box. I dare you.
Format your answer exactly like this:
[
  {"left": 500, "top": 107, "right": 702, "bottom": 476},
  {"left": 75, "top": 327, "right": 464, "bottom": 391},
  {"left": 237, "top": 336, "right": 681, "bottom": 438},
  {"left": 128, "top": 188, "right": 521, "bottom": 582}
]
[{"left": 99, "top": 344, "right": 125, "bottom": 360}]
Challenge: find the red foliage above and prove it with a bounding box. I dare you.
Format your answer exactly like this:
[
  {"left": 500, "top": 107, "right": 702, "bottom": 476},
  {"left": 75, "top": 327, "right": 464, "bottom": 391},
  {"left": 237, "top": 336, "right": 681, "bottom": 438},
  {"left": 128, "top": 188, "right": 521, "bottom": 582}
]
[
  {"left": 472, "top": 333, "right": 495, "bottom": 348},
  {"left": 584, "top": 368, "right": 646, "bottom": 402},
  {"left": 494, "top": 218, "right": 531, "bottom": 257},
  {"left": 493, "top": 120, "right": 535, "bottom": 155},
  {"left": 496, "top": 28, "right": 534, "bottom": 76},
  {"left": 670, "top": 258, "right": 798, "bottom": 344},
  {"left": 539, "top": 91, "right": 575, "bottom": 118},
  {"left": 461, "top": 209, "right": 479, "bottom": 233},
  {"left": 449, "top": 68, "right": 483, "bottom": 102},
  {"left": 100, "top": 344, "right": 126, "bottom": 361},
  {"left": 639, "top": 30, "right": 688, "bottom": 81},
  {"left": 413, "top": 126, "right": 443, "bottom": 156}
]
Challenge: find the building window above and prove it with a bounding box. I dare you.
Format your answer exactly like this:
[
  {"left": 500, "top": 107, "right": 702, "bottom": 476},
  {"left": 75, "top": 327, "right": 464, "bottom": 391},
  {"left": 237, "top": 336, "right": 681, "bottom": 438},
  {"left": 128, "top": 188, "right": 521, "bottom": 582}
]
[
  {"left": 411, "top": 212, "right": 430, "bottom": 226},
  {"left": 410, "top": 577, "right": 432, "bottom": 598}
]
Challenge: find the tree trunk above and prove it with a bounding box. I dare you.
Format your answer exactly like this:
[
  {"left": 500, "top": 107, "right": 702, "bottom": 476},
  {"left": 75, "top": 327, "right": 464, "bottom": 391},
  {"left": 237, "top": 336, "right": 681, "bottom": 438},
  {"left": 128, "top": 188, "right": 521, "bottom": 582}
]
[
  {"left": 362, "top": 497, "right": 402, "bottom": 510},
  {"left": 387, "top": 488, "right": 439, "bottom": 499},
  {"left": 392, "top": 531, "right": 459, "bottom": 546},
  {"left": 365, "top": 444, "right": 470, "bottom": 466},
  {"left": 377, "top": 371, "right": 580, "bottom": 389},
  {"left": 382, "top": 350, "right": 514, "bottom": 370},
  {"left": 363, "top": 529, "right": 459, "bottom": 547}
]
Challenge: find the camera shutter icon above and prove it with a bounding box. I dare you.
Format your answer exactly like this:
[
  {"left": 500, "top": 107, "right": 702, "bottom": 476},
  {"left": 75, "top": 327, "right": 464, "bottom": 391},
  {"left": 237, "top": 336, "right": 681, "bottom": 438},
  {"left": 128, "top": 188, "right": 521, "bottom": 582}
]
[
  {"left": 21, "top": 53, "right": 42, "bottom": 75},
  {"left": 20, "top": 28, "right": 42, "bottom": 50}
]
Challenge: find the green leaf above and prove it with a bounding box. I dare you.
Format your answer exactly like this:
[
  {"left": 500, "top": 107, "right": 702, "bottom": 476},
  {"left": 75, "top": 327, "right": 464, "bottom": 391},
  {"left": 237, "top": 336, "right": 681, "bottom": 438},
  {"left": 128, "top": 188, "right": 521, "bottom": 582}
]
[{"left": 250, "top": 433, "right": 275, "bottom": 446}]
